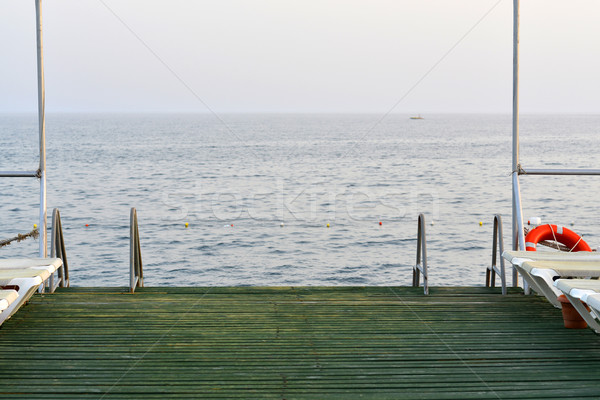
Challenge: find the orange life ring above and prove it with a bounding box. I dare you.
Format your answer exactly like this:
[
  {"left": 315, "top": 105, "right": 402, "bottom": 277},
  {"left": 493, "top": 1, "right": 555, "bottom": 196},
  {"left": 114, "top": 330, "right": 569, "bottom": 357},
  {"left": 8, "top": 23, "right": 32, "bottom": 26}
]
[{"left": 525, "top": 224, "right": 591, "bottom": 252}]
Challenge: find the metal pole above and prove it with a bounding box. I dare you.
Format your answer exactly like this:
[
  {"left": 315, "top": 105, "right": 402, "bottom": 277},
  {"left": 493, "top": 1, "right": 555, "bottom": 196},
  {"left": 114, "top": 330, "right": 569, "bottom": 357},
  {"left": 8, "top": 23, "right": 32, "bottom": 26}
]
[
  {"left": 512, "top": 173, "right": 525, "bottom": 250},
  {"left": 0, "top": 171, "right": 40, "bottom": 178},
  {"left": 511, "top": 0, "right": 520, "bottom": 251},
  {"left": 35, "top": 0, "right": 47, "bottom": 257},
  {"left": 130, "top": 209, "right": 135, "bottom": 292},
  {"left": 520, "top": 168, "right": 600, "bottom": 176}
]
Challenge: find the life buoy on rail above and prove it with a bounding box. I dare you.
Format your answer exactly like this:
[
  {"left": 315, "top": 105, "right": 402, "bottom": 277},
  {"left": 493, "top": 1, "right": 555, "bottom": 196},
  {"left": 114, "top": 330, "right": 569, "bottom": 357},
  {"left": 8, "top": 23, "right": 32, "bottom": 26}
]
[{"left": 525, "top": 224, "right": 591, "bottom": 252}]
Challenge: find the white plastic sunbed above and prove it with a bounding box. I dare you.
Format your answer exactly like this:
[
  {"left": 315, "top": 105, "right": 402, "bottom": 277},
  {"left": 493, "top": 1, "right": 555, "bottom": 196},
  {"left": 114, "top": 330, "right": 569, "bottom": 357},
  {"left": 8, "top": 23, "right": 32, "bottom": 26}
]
[
  {"left": 0, "top": 258, "right": 63, "bottom": 325},
  {"left": 0, "top": 289, "right": 19, "bottom": 312},
  {"left": 502, "top": 250, "right": 600, "bottom": 308},
  {"left": 554, "top": 279, "right": 600, "bottom": 333}
]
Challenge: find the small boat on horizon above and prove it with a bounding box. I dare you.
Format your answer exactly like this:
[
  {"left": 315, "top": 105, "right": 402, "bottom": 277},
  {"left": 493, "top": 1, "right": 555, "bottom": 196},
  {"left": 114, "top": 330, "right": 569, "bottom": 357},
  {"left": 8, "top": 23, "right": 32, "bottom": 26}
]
[{"left": 410, "top": 115, "right": 424, "bottom": 120}]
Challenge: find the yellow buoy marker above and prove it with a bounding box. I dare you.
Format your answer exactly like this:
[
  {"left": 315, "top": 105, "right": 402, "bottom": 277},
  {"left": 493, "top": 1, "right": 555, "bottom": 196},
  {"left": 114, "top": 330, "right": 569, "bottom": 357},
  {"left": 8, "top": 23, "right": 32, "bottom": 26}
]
[
  {"left": 185, "top": 222, "right": 189, "bottom": 228},
  {"left": 33, "top": 224, "right": 37, "bottom": 229},
  {"left": 479, "top": 221, "right": 483, "bottom": 226},
  {"left": 326, "top": 223, "right": 330, "bottom": 228}
]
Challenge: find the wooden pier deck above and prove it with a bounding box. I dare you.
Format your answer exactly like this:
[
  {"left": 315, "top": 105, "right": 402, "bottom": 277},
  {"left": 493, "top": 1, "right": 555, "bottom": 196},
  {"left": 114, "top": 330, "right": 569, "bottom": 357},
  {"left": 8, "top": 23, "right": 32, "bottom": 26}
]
[{"left": 1, "top": 286, "right": 600, "bottom": 399}]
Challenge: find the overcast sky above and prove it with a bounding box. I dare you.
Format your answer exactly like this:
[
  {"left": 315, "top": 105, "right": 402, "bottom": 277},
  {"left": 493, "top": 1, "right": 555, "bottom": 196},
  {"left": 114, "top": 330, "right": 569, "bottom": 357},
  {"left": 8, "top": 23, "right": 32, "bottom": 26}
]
[{"left": 1, "top": 0, "right": 599, "bottom": 113}]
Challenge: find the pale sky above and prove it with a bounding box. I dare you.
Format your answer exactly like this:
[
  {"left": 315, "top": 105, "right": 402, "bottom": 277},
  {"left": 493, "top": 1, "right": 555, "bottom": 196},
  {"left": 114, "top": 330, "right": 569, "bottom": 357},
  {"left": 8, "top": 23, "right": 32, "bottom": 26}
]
[{"left": 1, "top": 0, "right": 599, "bottom": 113}]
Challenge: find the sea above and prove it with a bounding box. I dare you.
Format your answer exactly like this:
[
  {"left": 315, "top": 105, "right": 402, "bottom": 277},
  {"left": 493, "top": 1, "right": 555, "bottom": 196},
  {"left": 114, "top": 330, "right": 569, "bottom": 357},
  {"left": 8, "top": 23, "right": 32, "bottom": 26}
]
[{"left": 1, "top": 113, "right": 599, "bottom": 287}]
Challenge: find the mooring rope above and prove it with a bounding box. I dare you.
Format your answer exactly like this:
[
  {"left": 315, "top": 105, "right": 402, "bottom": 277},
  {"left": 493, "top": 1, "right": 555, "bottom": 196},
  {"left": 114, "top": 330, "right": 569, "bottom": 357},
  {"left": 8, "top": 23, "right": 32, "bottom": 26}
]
[
  {"left": 544, "top": 223, "right": 585, "bottom": 252},
  {"left": 0, "top": 229, "right": 39, "bottom": 249},
  {"left": 548, "top": 224, "right": 561, "bottom": 251}
]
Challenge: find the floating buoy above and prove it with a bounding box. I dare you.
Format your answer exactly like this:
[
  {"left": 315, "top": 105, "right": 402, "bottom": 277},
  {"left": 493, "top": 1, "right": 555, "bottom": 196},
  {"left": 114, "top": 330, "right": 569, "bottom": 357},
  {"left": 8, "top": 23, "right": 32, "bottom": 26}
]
[
  {"left": 479, "top": 221, "right": 483, "bottom": 226},
  {"left": 326, "top": 223, "right": 330, "bottom": 228},
  {"left": 231, "top": 224, "right": 234, "bottom": 227},
  {"left": 185, "top": 222, "right": 189, "bottom": 228},
  {"left": 430, "top": 220, "right": 434, "bottom": 226},
  {"left": 280, "top": 222, "right": 284, "bottom": 228},
  {"left": 85, "top": 224, "right": 89, "bottom": 227},
  {"left": 33, "top": 224, "right": 37, "bottom": 229},
  {"left": 379, "top": 221, "right": 382, "bottom": 226}
]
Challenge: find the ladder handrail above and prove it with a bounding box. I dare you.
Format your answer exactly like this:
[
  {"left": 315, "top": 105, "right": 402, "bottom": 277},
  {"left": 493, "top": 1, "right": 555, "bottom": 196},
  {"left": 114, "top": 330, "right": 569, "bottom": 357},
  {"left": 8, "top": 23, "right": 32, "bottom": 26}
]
[
  {"left": 130, "top": 208, "right": 144, "bottom": 293},
  {"left": 486, "top": 214, "right": 508, "bottom": 295},
  {"left": 49, "top": 208, "right": 69, "bottom": 292},
  {"left": 413, "top": 213, "right": 429, "bottom": 295}
]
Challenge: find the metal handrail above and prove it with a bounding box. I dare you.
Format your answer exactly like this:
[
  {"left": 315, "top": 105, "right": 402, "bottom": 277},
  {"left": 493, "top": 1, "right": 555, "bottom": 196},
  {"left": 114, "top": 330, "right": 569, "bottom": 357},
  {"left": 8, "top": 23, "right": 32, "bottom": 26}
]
[
  {"left": 413, "top": 213, "right": 429, "bottom": 295},
  {"left": 520, "top": 168, "right": 600, "bottom": 176},
  {"left": 130, "top": 207, "right": 144, "bottom": 293},
  {"left": 0, "top": 171, "right": 40, "bottom": 178},
  {"left": 49, "top": 208, "right": 69, "bottom": 292},
  {"left": 485, "top": 215, "right": 509, "bottom": 295}
]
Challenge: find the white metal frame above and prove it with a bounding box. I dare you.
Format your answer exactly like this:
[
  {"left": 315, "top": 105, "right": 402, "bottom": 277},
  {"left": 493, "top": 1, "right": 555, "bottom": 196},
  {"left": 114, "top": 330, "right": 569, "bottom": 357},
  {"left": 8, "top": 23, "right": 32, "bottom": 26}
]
[
  {"left": 0, "top": 0, "right": 47, "bottom": 257},
  {"left": 511, "top": 0, "right": 600, "bottom": 252}
]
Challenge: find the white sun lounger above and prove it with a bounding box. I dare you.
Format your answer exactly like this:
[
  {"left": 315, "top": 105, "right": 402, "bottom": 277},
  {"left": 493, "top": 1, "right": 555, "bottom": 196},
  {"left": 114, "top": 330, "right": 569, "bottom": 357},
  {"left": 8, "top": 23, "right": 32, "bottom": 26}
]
[
  {"left": 0, "top": 258, "right": 63, "bottom": 325},
  {"left": 0, "top": 289, "right": 19, "bottom": 312},
  {"left": 0, "top": 258, "right": 63, "bottom": 270},
  {"left": 502, "top": 250, "right": 600, "bottom": 308},
  {"left": 554, "top": 279, "right": 600, "bottom": 333},
  {"left": 502, "top": 250, "right": 600, "bottom": 266}
]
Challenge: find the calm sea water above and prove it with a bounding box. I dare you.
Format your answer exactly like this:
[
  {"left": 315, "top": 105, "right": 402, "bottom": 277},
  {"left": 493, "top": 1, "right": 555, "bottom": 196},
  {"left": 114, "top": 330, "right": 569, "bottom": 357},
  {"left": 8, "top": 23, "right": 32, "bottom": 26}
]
[{"left": 1, "top": 113, "right": 599, "bottom": 287}]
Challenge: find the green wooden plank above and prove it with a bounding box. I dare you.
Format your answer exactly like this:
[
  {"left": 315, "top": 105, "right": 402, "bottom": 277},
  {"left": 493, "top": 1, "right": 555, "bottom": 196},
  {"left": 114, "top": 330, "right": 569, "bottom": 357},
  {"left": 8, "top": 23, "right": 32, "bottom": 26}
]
[{"left": 1, "top": 286, "right": 600, "bottom": 399}]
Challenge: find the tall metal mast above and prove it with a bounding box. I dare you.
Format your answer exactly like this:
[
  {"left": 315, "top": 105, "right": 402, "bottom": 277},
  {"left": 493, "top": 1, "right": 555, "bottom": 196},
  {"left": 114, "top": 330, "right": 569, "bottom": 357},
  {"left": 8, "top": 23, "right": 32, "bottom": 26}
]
[
  {"left": 35, "top": 0, "right": 47, "bottom": 257},
  {"left": 512, "top": 0, "right": 525, "bottom": 253}
]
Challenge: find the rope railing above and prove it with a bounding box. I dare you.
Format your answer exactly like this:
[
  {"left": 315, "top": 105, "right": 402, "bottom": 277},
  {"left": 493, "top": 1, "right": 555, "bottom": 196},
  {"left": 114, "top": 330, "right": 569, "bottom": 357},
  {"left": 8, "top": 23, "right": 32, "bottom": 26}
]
[{"left": 0, "top": 229, "right": 39, "bottom": 249}]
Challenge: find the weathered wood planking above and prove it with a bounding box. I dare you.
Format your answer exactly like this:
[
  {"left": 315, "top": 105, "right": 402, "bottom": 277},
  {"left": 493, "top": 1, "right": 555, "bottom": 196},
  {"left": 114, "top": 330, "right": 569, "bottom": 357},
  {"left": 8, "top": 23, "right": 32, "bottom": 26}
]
[{"left": 1, "top": 286, "right": 600, "bottom": 399}]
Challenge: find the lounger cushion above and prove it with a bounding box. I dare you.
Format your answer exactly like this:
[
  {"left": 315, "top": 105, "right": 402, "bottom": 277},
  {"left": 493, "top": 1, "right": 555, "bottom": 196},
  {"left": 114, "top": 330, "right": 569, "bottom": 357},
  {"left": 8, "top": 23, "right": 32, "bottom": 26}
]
[
  {"left": 0, "top": 258, "right": 62, "bottom": 272},
  {"left": 503, "top": 250, "right": 600, "bottom": 265},
  {"left": 555, "top": 279, "right": 600, "bottom": 294},
  {"left": 586, "top": 294, "right": 600, "bottom": 313},
  {"left": 555, "top": 279, "right": 600, "bottom": 304},
  {"left": 0, "top": 266, "right": 54, "bottom": 284},
  {"left": 0, "top": 289, "right": 19, "bottom": 312},
  {"left": 520, "top": 260, "right": 600, "bottom": 277}
]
